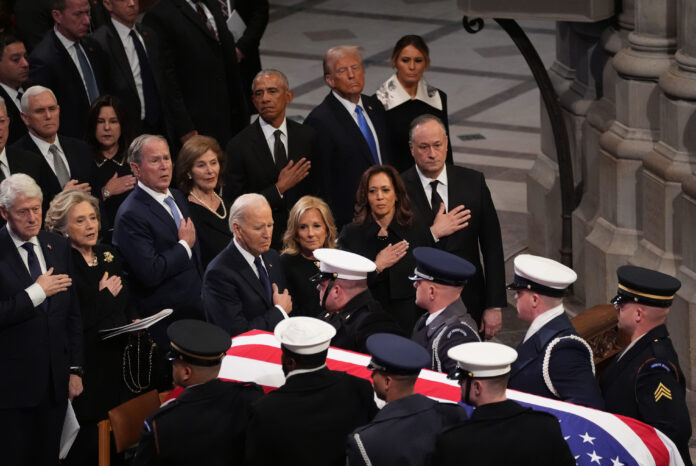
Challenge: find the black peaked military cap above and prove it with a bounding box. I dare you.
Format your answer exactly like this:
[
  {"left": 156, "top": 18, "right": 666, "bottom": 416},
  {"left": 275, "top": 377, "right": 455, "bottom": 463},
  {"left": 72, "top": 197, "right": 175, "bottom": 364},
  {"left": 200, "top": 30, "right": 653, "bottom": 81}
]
[{"left": 166, "top": 319, "right": 231, "bottom": 366}]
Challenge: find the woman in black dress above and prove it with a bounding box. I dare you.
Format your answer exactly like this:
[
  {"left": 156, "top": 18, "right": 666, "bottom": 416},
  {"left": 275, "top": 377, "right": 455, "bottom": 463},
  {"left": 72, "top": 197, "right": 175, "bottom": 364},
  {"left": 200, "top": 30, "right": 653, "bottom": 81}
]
[
  {"left": 44, "top": 190, "right": 140, "bottom": 464},
  {"left": 176, "top": 135, "right": 232, "bottom": 270},
  {"left": 339, "top": 165, "right": 432, "bottom": 332},
  {"left": 86, "top": 95, "right": 136, "bottom": 243},
  {"left": 375, "top": 35, "right": 453, "bottom": 172},
  {"left": 280, "top": 195, "right": 338, "bottom": 317}
]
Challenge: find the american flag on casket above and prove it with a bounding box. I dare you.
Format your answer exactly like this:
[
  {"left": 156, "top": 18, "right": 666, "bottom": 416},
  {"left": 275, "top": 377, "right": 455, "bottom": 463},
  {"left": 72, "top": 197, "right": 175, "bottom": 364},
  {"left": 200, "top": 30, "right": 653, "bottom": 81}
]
[{"left": 183, "top": 330, "right": 685, "bottom": 466}]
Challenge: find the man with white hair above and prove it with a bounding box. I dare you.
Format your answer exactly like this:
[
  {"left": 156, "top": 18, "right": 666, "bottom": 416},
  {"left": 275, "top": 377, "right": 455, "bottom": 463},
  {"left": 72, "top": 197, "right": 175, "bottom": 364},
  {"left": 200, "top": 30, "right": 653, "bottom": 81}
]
[
  {"left": 202, "top": 192, "right": 292, "bottom": 337},
  {"left": 304, "top": 45, "right": 392, "bottom": 228},
  {"left": 0, "top": 173, "right": 83, "bottom": 465}
]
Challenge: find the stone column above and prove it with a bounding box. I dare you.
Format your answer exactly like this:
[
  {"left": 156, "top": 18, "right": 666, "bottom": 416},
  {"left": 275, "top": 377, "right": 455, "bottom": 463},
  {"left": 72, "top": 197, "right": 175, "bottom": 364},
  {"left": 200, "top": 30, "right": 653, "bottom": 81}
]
[{"left": 584, "top": 0, "right": 676, "bottom": 305}]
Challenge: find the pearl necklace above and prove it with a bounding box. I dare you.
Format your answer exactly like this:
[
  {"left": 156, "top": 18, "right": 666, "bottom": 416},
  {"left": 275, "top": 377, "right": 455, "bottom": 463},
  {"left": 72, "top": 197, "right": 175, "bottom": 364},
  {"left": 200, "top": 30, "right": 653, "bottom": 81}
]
[{"left": 189, "top": 190, "right": 227, "bottom": 219}]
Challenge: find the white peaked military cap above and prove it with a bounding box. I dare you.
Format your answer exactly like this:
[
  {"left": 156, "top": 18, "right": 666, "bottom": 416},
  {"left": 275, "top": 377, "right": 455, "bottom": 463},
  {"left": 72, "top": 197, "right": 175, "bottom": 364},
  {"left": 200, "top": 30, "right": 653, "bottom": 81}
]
[
  {"left": 448, "top": 342, "right": 518, "bottom": 379},
  {"left": 313, "top": 248, "right": 376, "bottom": 280},
  {"left": 274, "top": 316, "right": 337, "bottom": 355},
  {"left": 506, "top": 254, "right": 577, "bottom": 297}
]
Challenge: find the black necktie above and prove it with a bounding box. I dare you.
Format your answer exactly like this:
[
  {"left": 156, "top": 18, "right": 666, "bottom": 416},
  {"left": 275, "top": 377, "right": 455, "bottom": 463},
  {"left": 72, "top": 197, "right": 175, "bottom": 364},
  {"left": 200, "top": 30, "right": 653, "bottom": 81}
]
[
  {"left": 129, "top": 30, "right": 161, "bottom": 126},
  {"left": 254, "top": 256, "right": 273, "bottom": 303},
  {"left": 273, "top": 130, "right": 288, "bottom": 172},
  {"left": 430, "top": 180, "right": 444, "bottom": 215},
  {"left": 21, "top": 242, "right": 42, "bottom": 281}
]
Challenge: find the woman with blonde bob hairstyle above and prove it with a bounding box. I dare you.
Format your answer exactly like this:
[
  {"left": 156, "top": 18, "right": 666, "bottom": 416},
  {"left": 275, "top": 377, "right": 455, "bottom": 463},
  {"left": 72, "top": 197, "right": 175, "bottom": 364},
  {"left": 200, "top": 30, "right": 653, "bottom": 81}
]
[{"left": 280, "top": 195, "right": 337, "bottom": 316}]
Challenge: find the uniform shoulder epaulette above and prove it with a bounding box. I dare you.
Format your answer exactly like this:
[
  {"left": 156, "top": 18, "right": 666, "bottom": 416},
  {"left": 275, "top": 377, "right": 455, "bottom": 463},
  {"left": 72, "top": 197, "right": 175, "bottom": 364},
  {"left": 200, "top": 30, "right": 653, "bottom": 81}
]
[{"left": 542, "top": 335, "right": 595, "bottom": 397}]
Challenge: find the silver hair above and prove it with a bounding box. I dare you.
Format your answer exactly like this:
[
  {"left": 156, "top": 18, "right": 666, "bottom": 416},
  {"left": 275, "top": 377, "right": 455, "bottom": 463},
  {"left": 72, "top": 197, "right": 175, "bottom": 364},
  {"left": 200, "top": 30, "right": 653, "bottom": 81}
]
[
  {"left": 21, "top": 85, "right": 57, "bottom": 113},
  {"left": 408, "top": 114, "right": 446, "bottom": 142},
  {"left": 228, "top": 193, "right": 269, "bottom": 232},
  {"left": 323, "top": 45, "right": 362, "bottom": 76},
  {"left": 44, "top": 190, "right": 100, "bottom": 235},
  {"left": 128, "top": 134, "right": 168, "bottom": 165},
  {"left": 253, "top": 69, "right": 290, "bottom": 91},
  {"left": 0, "top": 173, "right": 43, "bottom": 209}
]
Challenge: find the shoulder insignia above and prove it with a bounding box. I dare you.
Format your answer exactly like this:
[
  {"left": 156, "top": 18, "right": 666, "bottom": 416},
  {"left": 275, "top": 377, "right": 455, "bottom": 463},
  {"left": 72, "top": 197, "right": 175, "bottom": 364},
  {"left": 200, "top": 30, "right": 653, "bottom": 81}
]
[
  {"left": 649, "top": 361, "right": 673, "bottom": 373},
  {"left": 654, "top": 382, "right": 672, "bottom": 402}
]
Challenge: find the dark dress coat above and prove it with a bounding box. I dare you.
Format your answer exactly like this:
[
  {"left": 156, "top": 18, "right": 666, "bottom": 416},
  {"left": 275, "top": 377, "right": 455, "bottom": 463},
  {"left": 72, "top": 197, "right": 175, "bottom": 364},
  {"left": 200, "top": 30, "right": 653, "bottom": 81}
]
[
  {"left": 93, "top": 150, "right": 133, "bottom": 242},
  {"left": 133, "top": 379, "right": 263, "bottom": 466},
  {"left": 402, "top": 164, "right": 506, "bottom": 324},
  {"left": 232, "top": 0, "right": 269, "bottom": 113},
  {"left": 280, "top": 253, "right": 322, "bottom": 317},
  {"left": 201, "top": 242, "right": 287, "bottom": 336},
  {"left": 601, "top": 324, "right": 692, "bottom": 465},
  {"left": 0, "top": 86, "right": 28, "bottom": 145},
  {"left": 1, "top": 146, "right": 48, "bottom": 225},
  {"left": 346, "top": 394, "right": 468, "bottom": 466},
  {"left": 245, "top": 367, "right": 378, "bottom": 466},
  {"left": 411, "top": 297, "right": 480, "bottom": 374},
  {"left": 91, "top": 20, "right": 190, "bottom": 142},
  {"left": 433, "top": 400, "right": 576, "bottom": 466},
  {"left": 187, "top": 200, "right": 232, "bottom": 271},
  {"left": 508, "top": 312, "right": 605, "bottom": 410},
  {"left": 143, "top": 0, "right": 249, "bottom": 147},
  {"left": 320, "top": 289, "right": 405, "bottom": 354},
  {"left": 27, "top": 30, "right": 109, "bottom": 139},
  {"left": 304, "top": 92, "right": 392, "bottom": 228},
  {"left": 339, "top": 217, "right": 432, "bottom": 332},
  {"left": 224, "top": 118, "right": 318, "bottom": 250}
]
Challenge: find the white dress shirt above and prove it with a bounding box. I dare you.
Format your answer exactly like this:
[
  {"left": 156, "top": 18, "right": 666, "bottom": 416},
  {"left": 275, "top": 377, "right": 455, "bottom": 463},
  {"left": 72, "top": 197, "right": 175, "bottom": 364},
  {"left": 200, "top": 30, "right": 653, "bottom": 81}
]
[
  {"left": 137, "top": 181, "right": 192, "bottom": 258},
  {"left": 0, "top": 147, "right": 10, "bottom": 179},
  {"left": 28, "top": 133, "right": 71, "bottom": 179},
  {"left": 331, "top": 90, "right": 382, "bottom": 164},
  {"left": 7, "top": 225, "right": 47, "bottom": 307},
  {"left": 112, "top": 18, "right": 147, "bottom": 120},
  {"left": 54, "top": 26, "right": 95, "bottom": 98}
]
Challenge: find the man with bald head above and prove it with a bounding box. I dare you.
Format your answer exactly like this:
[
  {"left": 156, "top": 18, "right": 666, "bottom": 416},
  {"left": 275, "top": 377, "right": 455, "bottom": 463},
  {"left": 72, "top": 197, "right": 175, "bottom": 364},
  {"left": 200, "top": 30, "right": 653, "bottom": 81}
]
[
  {"left": 304, "top": 45, "right": 391, "bottom": 228},
  {"left": 202, "top": 193, "right": 292, "bottom": 336}
]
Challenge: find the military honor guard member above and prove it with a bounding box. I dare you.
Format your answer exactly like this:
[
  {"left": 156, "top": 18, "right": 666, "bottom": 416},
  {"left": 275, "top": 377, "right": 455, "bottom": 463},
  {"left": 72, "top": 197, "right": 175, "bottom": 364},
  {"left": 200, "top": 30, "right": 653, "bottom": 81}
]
[
  {"left": 507, "top": 254, "right": 604, "bottom": 409},
  {"left": 313, "top": 248, "right": 404, "bottom": 352},
  {"left": 245, "top": 317, "right": 377, "bottom": 466},
  {"left": 601, "top": 266, "right": 692, "bottom": 466},
  {"left": 410, "top": 247, "right": 481, "bottom": 373},
  {"left": 347, "top": 333, "right": 468, "bottom": 466},
  {"left": 133, "top": 320, "right": 263, "bottom": 466},
  {"left": 433, "top": 342, "right": 575, "bottom": 466}
]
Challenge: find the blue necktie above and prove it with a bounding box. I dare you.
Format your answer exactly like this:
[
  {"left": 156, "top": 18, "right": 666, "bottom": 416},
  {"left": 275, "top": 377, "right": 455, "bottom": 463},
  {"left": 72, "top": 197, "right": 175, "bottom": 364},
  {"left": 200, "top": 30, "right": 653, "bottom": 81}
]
[
  {"left": 163, "top": 196, "right": 182, "bottom": 227},
  {"left": 355, "top": 105, "right": 379, "bottom": 164},
  {"left": 129, "top": 30, "right": 161, "bottom": 126},
  {"left": 74, "top": 42, "right": 99, "bottom": 104},
  {"left": 254, "top": 256, "right": 273, "bottom": 303},
  {"left": 21, "top": 242, "right": 42, "bottom": 281}
]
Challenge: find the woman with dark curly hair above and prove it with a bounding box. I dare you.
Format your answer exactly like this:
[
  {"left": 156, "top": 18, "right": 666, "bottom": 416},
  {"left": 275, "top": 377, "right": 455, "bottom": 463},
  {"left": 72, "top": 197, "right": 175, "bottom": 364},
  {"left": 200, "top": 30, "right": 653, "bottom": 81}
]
[{"left": 339, "top": 165, "right": 433, "bottom": 332}]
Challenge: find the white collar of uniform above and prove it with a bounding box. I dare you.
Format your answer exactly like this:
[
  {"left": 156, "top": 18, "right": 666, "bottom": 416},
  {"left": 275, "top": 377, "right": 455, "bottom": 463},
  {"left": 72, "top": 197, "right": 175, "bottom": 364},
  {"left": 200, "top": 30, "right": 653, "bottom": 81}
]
[
  {"left": 332, "top": 90, "right": 364, "bottom": 115},
  {"left": 29, "top": 132, "right": 62, "bottom": 158},
  {"left": 233, "top": 236, "right": 259, "bottom": 270},
  {"left": 137, "top": 180, "right": 173, "bottom": 204},
  {"left": 259, "top": 115, "right": 288, "bottom": 141},
  {"left": 111, "top": 17, "right": 136, "bottom": 42},
  {"left": 415, "top": 163, "right": 447, "bottom": 193},
  {"left": 6, "top": 223, "right": 39, "bottom": 250},
  {"left": 617, "top": 332, "right": 648, "bottom": 361},
  {"left": 285, "top": 364, "right": 326, "bottom": 380},
  {"left": 375, "top": 73, "right": 442, "bottom": 111},
  {"left": 425, "top": 307, "right": 446, "bottom": 326},
  {"left": 54, "top": 25, "right": 77, "bottom": 49},
  {"left": 523, "top": 303, "right": 565, "bottom": 343}
]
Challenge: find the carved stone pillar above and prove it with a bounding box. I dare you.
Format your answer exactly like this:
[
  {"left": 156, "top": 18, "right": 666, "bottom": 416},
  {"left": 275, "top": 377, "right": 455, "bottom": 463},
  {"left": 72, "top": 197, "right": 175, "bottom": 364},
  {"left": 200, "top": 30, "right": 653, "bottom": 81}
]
[{"left": 584, "top": 0, "right": 676, "bottom": 304}]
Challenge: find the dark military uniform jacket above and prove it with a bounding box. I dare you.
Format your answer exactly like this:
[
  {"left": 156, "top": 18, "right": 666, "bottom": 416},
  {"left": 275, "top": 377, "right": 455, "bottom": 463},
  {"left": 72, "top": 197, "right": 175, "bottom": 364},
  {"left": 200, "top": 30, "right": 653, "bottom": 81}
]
[
  {"left": 600, "top": 324, "right": 693, "bottom": 466},
  {"left": 433, "top": 400, "right": 575, "bottom": 466},
  {"left": 346, "top": 394, "right": 468, "bottom": 466},
  {"left": 508, "top": 311, "right": 605, "bottom": 409},
  {"left": 321, "top": 290, "right": 405, "bottom": 353},
  {"left": 411, "top": 298, "right": 480, "bottom": 374},
  {"left": 132, "top": 379, "right": 263, "bottom": 466}
]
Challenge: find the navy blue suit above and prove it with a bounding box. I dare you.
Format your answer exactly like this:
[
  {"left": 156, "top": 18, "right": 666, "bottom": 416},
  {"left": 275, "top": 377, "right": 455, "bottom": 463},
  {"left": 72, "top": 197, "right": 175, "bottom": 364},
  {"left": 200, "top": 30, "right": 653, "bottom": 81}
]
[
  {"left": 201, "top": 241, "right": 286, "bottom": 337},
  {"left": 508, "top": 312, "right": 604, "bottom": 409},
  {"left": 304, "top": 92, "right": 391, "bottom": 228},
  {"left": 112, "top": 186, "right": 203, "bottom": 326},
  {"left": 0, "top": 228, "right": 82, "bottom": 465}
]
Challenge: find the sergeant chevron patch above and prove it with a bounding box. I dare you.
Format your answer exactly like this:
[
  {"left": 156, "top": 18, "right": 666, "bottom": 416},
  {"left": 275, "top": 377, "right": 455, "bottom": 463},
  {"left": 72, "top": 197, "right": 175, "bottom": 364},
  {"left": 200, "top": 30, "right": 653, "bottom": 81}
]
[{"left": 654, "top": 382, "right": 672, "bottom": 402}]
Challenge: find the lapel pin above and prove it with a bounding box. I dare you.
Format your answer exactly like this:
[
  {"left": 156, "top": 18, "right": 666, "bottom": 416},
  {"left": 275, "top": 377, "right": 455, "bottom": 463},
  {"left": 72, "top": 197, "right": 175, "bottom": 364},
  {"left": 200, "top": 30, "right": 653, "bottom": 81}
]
[{"left": 47, "top": 244, "right": 52, "bottom": 250}]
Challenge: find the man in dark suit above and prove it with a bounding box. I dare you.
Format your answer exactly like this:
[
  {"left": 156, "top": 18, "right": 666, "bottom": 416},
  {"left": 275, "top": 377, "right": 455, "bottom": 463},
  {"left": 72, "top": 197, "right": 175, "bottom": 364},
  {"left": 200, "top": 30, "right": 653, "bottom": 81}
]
[
  {"left": 0, "top": 34, "right": 29, "bottom": 145},
  {"left": 91, "top": 0, "right": 190, "bottom": 143},
  {"left": 202, "top": 193, "right": 292, "bottom": 336},
  {"left": 143, "top": 0, "right": 249, "bottom": 148},
  {"left": 402, "top": 114, "right": 505, "bottom": 338},
  {"left": 434, "top": 342, "right": 575, "bottom": 466},
  {"left": 13, "top": 86, "right": 97, "bottom": 209},
  {"left": 225, "top": 69, "right": 315, "bottom": 250},
  {"left": 304, "top": 45, "right": 392, "bottom": 228},
  {"left": 134, "top": 320, "right": 263, "bottom": 466},
  {"left": 113, "top": 134, "right": 203, "bottom": 349},
  {"left": 347, "top": 333, "right": 468, "bottom": 466},
  {"left": 245, "top": 316, "right": 377, "bottom": 466},
  {"left": 0, "top": 173, "right": 83, "bottom": 466},
  {"left": 507, "top": 254, "right": 604, "bottom": 409},
  {"left": 27, "top": 0, "right": 108, "bottom": 138},
  {"left": 601, "top": 266, "right": 692, "bottom": 465}
]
